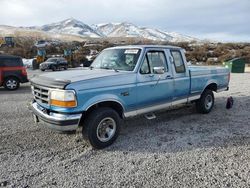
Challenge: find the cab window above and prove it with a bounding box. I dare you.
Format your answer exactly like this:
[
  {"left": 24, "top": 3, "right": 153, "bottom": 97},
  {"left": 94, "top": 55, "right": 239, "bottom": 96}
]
[
  {"left": 140, "top": 51, "right": 167, "bottom": 74},
  {"left": 171, "top": 50, "right": 185, "bottom": 73}
]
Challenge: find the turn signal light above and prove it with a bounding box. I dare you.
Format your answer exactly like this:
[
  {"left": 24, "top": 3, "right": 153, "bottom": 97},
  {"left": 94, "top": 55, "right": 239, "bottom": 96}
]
[{"left": 50, "top": 99, "right": 77, "bottom": 108}]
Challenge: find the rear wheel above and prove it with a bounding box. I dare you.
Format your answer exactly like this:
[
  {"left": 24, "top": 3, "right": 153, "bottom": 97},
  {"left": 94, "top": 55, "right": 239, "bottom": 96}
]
[
  {"left": 82, "top": 107, "right": 121, "bottom": 149},
  {"left": 196, "top": 89, "right": 214, "bottom": 114},
  {"left": 4, "top": 77, "right": 20, "bottom": 90}
]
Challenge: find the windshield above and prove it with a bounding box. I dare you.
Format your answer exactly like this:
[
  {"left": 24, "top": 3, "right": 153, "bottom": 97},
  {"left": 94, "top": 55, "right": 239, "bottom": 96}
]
[
  {"left": 46, "top": 58, "right": 57, "bottom": 62},
  {"left": 91, "top": 48, "right": 141, "bottom": 71}
]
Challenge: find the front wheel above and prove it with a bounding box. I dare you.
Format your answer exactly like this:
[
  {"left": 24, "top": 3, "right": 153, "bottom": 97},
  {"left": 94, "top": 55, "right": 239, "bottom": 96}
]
[
  {"left": 82, "top": 107, "right": 121, "bottom": 149},
  {"left": 196, "top": 89, "right": 214, "bottom": 114}
]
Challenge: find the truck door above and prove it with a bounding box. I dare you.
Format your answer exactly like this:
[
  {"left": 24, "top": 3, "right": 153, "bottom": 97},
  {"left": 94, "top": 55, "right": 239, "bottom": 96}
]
[
  {"left": 169, "top": 49, "right": 190, "bottom": 102},
  {"left": 136, "top": 49, "right": 174, "bottom": 109}
]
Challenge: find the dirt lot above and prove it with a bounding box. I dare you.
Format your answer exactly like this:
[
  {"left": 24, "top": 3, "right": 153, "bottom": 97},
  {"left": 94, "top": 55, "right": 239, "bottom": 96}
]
[{"left": 0, "top": 71, "right": 250, "bottom": 187}]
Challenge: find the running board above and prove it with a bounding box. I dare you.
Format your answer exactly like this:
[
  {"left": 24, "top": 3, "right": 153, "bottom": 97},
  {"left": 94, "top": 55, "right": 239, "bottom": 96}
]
[{"left": 144, "top": 113, "right": 156, "bottom": 120}]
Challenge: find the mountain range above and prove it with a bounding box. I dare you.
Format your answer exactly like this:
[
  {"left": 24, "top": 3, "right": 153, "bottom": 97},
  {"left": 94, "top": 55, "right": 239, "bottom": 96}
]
[{"left": 1, "top": 18, "right": 198, "bottom": 42}]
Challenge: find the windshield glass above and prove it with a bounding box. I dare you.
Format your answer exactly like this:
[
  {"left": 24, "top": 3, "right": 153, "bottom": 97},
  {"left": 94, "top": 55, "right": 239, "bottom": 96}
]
[
  {"left": 91, "top": 48, "right": 141, "bottom": 71},
  {"left": 46, "top": 58, "right": 57, "bottom": 62}
]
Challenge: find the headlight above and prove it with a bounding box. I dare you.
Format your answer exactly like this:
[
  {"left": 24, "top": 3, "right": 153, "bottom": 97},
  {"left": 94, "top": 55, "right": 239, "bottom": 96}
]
[{"left": 50, "top": 90, "right": 77, "bottom": 108}]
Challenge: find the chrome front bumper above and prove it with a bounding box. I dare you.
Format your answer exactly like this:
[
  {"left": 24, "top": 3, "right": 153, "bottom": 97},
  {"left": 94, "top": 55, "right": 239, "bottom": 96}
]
[{"left": 31, "top": 102, "right": 82, "bottom": 131}]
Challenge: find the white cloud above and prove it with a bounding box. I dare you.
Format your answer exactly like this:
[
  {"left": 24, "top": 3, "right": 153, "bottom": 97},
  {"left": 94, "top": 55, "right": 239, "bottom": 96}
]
[{"left": 0, "top": 0, "right": 249, "bottom": 42}]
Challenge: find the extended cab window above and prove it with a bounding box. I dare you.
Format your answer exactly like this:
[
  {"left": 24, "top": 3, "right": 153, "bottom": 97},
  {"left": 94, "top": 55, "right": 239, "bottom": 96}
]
[
  {"left": 140, "top": 51, "right": 167, "bottom": 74},
  {"left": 171, "top": 50, "right": 185, "bottom": 73}
]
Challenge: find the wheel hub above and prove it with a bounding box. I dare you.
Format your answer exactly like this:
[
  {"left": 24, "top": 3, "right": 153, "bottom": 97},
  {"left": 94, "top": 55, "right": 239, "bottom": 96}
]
[
  {"left": 6, "top": 79, "right": 17, "bottom": 89},
  {"left": 97, "top": 117, "right": 116, "bottom": 142},
  {"left": 205, "top": 95, "right": 213, "bottom": 110}
]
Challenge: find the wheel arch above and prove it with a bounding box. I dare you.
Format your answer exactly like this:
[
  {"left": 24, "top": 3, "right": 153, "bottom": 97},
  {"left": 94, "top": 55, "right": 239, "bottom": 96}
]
[
  {"left": 202, "top": 82, "right": 218, "bottom": 94},
  {"left": 83, "top": 100, "right": 125, "bottom": 120},
  {"left": 4, "top": 75, "right": 21, "bottom": 82}
]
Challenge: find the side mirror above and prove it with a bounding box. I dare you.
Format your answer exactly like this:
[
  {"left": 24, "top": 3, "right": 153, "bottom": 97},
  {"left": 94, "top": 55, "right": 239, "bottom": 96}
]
[{"left": 153, "top": 67, "right": 165, "bottom": 74}]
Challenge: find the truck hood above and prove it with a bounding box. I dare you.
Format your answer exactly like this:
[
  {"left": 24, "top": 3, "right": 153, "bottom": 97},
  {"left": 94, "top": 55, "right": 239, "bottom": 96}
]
[{"left": 30, "top": 68, "right": 132, "bottom": 89}]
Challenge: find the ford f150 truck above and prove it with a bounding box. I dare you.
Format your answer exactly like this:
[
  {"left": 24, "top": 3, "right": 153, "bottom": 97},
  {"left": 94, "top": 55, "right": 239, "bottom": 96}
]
[{"left": 30, "top": 45, "right": 230, "bottom": 149}]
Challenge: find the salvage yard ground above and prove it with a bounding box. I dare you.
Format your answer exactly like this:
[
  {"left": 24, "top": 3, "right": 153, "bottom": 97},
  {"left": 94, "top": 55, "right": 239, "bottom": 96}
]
[{"left": 0, "top": 70, "right": 250, "bottom": 187}]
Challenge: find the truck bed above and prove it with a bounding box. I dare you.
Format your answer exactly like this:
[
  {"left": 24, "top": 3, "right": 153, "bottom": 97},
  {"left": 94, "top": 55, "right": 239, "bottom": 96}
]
[{"left": 188, "top": 65, "right": 229, "bottom": 96}]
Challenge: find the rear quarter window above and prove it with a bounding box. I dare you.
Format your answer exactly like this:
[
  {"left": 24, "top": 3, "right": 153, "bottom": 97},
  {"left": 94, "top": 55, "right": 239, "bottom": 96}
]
[
  {"left": 171, "top": 50, "right": 185, "bottom": 73},
  {"left": 0, "top": 57, "right": 23, "bottom": 67}
]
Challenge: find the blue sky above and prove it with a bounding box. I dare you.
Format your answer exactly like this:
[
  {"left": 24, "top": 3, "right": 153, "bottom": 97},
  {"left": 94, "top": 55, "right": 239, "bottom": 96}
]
[{"left": 0, "top": 0, "right": 249, "bottom": 42}]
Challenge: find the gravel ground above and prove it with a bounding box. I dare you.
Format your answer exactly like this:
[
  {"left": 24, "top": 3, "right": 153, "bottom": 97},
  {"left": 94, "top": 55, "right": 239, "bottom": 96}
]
[{"left": 0, "top": 71, "right": 250, "bottom": 187}]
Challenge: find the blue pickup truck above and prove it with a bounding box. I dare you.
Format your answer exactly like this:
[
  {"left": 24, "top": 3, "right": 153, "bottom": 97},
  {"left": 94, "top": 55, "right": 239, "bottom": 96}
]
[{"left": 30, "top": 45, "right": 230, "bottom": 149}]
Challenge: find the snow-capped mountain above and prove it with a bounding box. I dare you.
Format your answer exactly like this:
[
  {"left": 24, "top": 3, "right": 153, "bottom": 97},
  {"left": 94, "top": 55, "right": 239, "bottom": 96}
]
[
  {"left": 93, "top": 22, "right": 173, "bottom": 41},
  {"left": 93, "top": 23, "right": 121, "bottom": 36},
  {"left": 37, "top": 18, "right": 102, "bottom": 38},
  {"left": 10, "top": 18, "right": 197, "bottom": 42},
  {"left": 164, "top": 31, "right": 197, "bottom": 43}
]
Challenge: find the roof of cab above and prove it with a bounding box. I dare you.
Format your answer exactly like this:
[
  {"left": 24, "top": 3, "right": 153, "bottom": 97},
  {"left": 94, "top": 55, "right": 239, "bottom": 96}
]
[{"left": 107, "top": 45, "right": 182, "bottom": 50}]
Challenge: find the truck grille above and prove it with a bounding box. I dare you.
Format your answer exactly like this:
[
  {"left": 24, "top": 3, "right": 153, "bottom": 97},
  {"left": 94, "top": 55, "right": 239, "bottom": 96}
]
[{"left": 31, "top": 84, "right": 50, "bottom": 105}]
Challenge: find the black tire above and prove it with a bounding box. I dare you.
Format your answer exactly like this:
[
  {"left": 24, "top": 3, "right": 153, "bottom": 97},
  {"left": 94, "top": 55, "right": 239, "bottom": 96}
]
[
  {"left": 64, "top": 66, "right": 68, "bottom": 70},
  {"left": 4, "top": 77, "right": 20, "bottom": 90},
  {"left": 41, "top": 69, "right": 45, "bottom": 72},
  {"left": 51, "top": 65, "right": 56, "bottom": 71},
  {"left": 82, "top": 107, "right": 121, "bottom": 149},
  {"left": 196, "top": 89, "right": 214, "bottom": 114}
]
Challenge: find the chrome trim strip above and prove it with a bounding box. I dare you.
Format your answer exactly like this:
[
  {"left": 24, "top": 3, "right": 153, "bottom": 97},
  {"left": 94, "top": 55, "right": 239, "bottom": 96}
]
[
  {"left": 136, "top": 102, "right": 172, "bottom": 115},
  {"left": 172, "top": 98, "right": 187, "bottom": 105},
  {"left": 190, "top": 73, "right": 229, "bottom": 78},
  {"left": 188, "top": 95, "right": 201, "bottom": 101},
  {"left": 124, "top": 101, "right": 172, "bottom": 118},
  {"left": 123, "top": 111, "right": 137, "bottom": 118},
  {"left": 124, "top": 95, "right": 201, "bottom": 118}
]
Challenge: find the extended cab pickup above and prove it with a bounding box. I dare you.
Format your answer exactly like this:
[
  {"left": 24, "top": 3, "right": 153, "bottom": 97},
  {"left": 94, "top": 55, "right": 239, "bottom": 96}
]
[{"left": 30, "top": 45, "right": 230, "bottom": 149}]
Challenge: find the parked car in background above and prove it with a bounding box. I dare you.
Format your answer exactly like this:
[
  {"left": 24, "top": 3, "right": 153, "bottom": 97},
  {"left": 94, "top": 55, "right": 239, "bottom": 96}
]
[
  {"left": 0, "top": 55, "right": 28, "bottom": 90},
  {"left": 22, "top": 58, "right": 34, "bottom": 69},
  {"left": 30, "top": 45, "right": 230, "bottom": 149},
  {"left": 34, "top": 40, "right": 50, "bottom": 48},
  {"left": 39, "top": 57, "right": 68, "bottom": 71}
]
